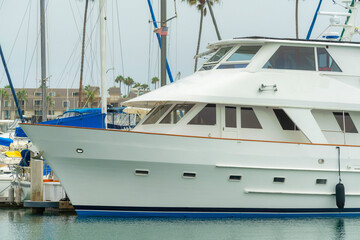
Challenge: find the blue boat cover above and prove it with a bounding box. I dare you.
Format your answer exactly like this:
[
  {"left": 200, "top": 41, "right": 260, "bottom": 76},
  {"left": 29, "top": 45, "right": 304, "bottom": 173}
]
[{"left": 0, "top": 137, "right": 13, "bottom": 147}]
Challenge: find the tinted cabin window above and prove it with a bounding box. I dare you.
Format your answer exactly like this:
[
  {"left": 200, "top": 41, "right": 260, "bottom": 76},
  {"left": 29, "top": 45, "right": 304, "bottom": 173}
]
[
  {"left": 225, "top": 106, "right": 237, "bottom": 128},
  {"left": 207, "top": 47, "right": 232, "bottom": 63},
  {"left": 143, "top": 104, "right": 172, "bottom": 124},
  {"left": 188, "top": 104, "right": 216, "bottom": 125},
  {"left": 317, "top": 48, "right": 342, "bottom": 72},
  {"left": 241, "top": 107, "right": 262, "bottom": 129},
  {"left": 161, "top": 104, "right": 194, "bottom": 124},
  {"left": 227, "top": 46, "right": 261, "bottom": 62},
  {"left": 273, "top": 109, "right": 299, "bottom": 130},
  {"left": 263, "top": 46, "right": 315, "bottom": 71},
  {"left": 333, "top": 112, "right": 358, "bottom": 133}
]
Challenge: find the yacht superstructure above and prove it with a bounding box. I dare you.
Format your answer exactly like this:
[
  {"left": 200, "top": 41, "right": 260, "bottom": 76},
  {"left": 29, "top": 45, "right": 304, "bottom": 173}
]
[{"left": 21, "top": 36, "right": 360, "bottom": 217}]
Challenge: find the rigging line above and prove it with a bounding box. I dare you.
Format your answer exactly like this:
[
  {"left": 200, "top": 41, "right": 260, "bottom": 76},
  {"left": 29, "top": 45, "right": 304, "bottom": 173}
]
[
  {"left": 22, "top": 0, "right": 32, "bottom": 88},
  {"left": 0, "top": 1, "right": 32, "bottom": 84},
  {"left": 36, "top": 0, "right": 39, "bottom": 88},
  {"left": 68, "top": 0, "right": 81, "bottom": 41},
  {"left": 112, "top": 0, "right": 115, "bottom": 84},
  {"left": 115, "top": 0, "right": 125, "bottom": 77},
  {"left": 148, "top": 19, "right": 152, "bottom": 86},
  {"left": 46, "top": 0, "right": 51, "bottom": 88},
  {"left": 23, "top": 28, "right": 41, "bottom": 89},
  {"left": 0, "top": 0, "right": 5, "bottom": 10},
  {"left": 54, "top": 38, "right": 81, "bottom": 88}
]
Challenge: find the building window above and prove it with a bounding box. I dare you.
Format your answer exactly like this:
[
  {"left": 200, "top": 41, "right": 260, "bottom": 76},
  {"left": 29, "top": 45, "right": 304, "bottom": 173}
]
[
  {"left": 15, "top": 110, "right": 25, "bottom": 117},
  {"left": 34, "top": 92, "right": 42, "bottom": 97},
  {"left": 263, "top": 46, "right": 316, "bottom": 71},
  {"left": 333, "top": 112, "right": 358, "bottom": 133},
  {"left": 225, "top": 106, "right": 237, "bottom": 128},
  {"left": 160, "top": 104, "right": 194, "bottom": 124},
  {"left": 34, "top": 100, "right": 42, "bottom": 107},
  {"left": 4, "top": 100, "right": 10, "bottom": 108},
  {"left": 143, "top": 104, "right": 172, "bottom": 125},
  {"left": 48, "top": 92, "right": 56, "bottom": 97},
  {"left": 72, "top": 92, "right": 79, "bottom": 97},
  {"left": 188, "top": 104, "right": 216, "bottom": 125},
  {"left": 34, "top": 110, "right": 42, "bottom": 116},
  {"left": 4, "top": 110, "right": 10, "bottom": 119},
  {"left": 273, "top": 109, "right": 299, "bottom": 131},
  {"left": 48, "top": 110, "right": 54, "bottom": 115},
  {"left": 317, "top": 48, "right": 342, "bottom": 72},
  {"left": 63, "top": 100, "right": 70, "bottom": 108},
  {"left": 241, "top": 107, "right": 262, "bottom": 129}
]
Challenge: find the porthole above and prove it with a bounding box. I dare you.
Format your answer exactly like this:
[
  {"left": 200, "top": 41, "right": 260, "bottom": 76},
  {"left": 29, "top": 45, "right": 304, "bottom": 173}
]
[
  {"left": 316, "top": 179, "right": 327, "bottom": 184},
  {"left": 229, "top": 175, "right": 242, "bottom": 181},
  {"left": 183, "top": 172, "right": 196, "bottom": 178},
  {"left": 135, "top": 169, "right": 149, "bottom": 176},
  {"left": 273, "top": 177, "right": 285, "bottom": 183}
]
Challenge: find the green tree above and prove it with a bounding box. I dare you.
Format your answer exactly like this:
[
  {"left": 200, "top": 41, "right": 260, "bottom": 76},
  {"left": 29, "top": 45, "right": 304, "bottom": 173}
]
[
  {"left": 84, "top": 85, "right": 95, "bottom": 107},
  {"left": 124, "top": 77, "right": 134, "bottom": 95},
  {"left": 114, "top": 75, "right": 124, "bottom": 97},
  {"left": 0, "top": 89, "right": 9, "bottom": 101},
  {"left": 133, "top": 82, "right": 141, "bottom": 88},
  {"left": 16, "top": 89, "right": 28, "bottom": 103},
  {"left": 46, "top": 95, "right": 55, "bottom": 108},
  {"left": 4, "top": 85, "right": 10, "bottom": 88},
  {"left": 141, "top": 84, "right": 149, "bottom": 90},
  {"left": 182, "top": 0, "right": 220, "bottom": 71},
  {"left": 151, "top": 77, "right": 159, "bottom": 89}
]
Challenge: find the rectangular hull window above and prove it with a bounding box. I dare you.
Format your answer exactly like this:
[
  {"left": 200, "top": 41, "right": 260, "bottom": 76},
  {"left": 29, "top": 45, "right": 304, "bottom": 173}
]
[
  {"left": 316, "top": 179, "right": 327, "bottom": 184},
  {"left": 188, "top": 104, "right": 216, "bottom": 125},
  {"left": 229, "top": 175, "right": 242, "bottom": 181},
  {"left": 225, "top": 106, "right": 237, "bottom": 128},
  {"left": 333, "top": 112, "right": 358, "bottom": 133},
  {"left": 263, "top": 46, "right": 315, "bottom": 71},
  {"left": 273, "top": 109, "right": 299, "bottom": 131},
  {"left": 241, "top": 107, "right": 262, "bottom": 129},
  {"left": 183, "top": 172, "right": 196, "bottom": 178},
  {"left": 273, "top": 177, "right": 285, "bottom": 183},
  {"left": 135, "top": 170, "right": 149, "bottom": 176}
]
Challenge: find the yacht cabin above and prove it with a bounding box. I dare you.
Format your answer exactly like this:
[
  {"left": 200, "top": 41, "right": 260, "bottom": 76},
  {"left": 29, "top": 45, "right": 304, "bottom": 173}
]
[{"left": 126, "top": 37, "right": 360, "bottom": 146}]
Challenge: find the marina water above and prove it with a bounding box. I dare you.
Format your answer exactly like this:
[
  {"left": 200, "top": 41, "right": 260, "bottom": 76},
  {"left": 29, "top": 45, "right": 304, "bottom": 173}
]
[{"left": 1, "top": 208, "right": 360, "bottom": 239}]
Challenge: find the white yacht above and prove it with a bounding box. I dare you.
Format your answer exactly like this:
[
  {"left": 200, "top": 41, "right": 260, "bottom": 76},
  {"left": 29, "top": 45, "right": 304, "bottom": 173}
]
[{"left": 20, "top": 35, "right": 360, "bottom": 217}]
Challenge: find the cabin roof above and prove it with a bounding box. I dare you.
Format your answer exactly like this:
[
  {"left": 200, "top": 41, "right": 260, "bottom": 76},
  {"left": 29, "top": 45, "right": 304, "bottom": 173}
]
[{"left": 207, "top": 36, "right": 360, "bottom": 49}]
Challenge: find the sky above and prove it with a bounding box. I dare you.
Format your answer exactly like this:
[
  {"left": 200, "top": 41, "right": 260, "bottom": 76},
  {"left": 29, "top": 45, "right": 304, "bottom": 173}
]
[{"left": 0, "top": 0, "right": 358, "bottom": 92}]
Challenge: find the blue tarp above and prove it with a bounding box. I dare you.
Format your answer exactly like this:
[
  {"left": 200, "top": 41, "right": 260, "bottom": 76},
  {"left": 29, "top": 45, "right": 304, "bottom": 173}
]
[{"left": 0, "top": 137, "right": 13, "bottom": 147}]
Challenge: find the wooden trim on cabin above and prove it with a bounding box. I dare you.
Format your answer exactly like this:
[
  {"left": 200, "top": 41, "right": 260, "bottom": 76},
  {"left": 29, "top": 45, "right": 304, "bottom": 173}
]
[{"left": 20, "top": 123, "right": 360, "bottom": 148}]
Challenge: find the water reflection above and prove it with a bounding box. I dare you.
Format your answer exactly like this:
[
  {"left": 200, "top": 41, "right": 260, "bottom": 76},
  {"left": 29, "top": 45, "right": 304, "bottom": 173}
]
[{"left": 2, "top": 210, "right": 360, "bottom": 240}]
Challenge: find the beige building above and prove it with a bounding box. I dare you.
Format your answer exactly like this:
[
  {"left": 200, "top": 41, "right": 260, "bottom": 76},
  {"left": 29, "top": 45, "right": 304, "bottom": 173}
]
[{"left": 0, "top": 86, "right": 148, "bottom": 121}]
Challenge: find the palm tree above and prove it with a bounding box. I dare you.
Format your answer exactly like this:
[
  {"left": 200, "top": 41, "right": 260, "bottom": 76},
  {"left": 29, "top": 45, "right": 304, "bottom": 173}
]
[
  {"left": 182, "top": 0, "right": 220, "bottom": 72},
  {"left": 151, "top": 77, "right": 159, "bottom": 89},
  {"left": 16, "top": 89, "right": 28, "bottom": 116},
  {"left": 84, "top": 85, "right": 95, "bottom": 107},
  {"left": 46, "top": 95, "right": 55, "bottom": 108},
  {"left": 124, "top": 77, "right": 134, "bottom": 95},
  {"left": 141, "top": 84, "right": 149, "bottom": 90},
  {"left": 0, "top": 89, "right": 9, "bottom": 119},
  {"left": 114, "top": 75, "right": 124, "bottom": 97},
  {"left": 133, "top": 82, "right": 141, "bottom": 88}
]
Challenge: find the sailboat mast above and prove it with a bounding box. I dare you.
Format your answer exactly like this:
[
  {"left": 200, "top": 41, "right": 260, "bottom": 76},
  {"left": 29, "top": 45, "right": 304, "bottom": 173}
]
[
  {"left": 40, "top": 0, "right": 47, "bottom": 121},
  {"left": 160, "top": 0, "right": 166, "bottom": 87},
  {"left": 100, "top": 0, "right": 107, "bottom": 128}
]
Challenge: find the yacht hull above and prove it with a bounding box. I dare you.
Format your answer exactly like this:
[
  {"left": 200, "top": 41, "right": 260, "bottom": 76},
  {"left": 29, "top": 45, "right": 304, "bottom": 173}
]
[{"left": 20, "top": 123, "right": 360, "bottom": 217}]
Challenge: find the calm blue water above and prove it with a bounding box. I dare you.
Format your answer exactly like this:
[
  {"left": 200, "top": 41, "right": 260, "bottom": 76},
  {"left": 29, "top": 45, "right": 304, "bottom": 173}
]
[{"left": 1, "top": 208, "right": 360, "bottom": 240}]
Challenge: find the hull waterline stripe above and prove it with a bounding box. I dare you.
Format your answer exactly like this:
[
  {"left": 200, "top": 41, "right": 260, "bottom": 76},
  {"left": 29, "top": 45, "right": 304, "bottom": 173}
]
[{"left": 73, "top": 205, "right": 360, "bottom": 213}]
